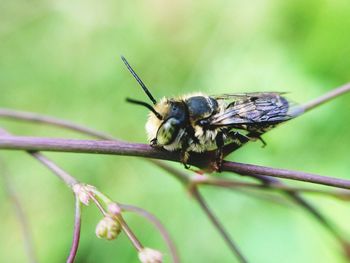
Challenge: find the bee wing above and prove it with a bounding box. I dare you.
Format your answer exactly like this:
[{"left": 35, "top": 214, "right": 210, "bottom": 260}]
[
  {"left": 209, "top": 93, "right": 302, "bottom": 126},
  {"left": 211, "top": 92, "right": 287, "bottom": 100}
]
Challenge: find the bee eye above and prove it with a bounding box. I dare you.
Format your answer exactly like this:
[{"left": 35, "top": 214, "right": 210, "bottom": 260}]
[
  {"left": 171, "top": 105, "right": 178, "bottom": 113},
  {"left": 156, "top": 118, "right": 180, "bottom": 145}
]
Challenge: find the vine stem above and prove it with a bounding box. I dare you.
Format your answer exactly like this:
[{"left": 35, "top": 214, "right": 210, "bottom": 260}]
[
  {"left": 0, "top": 135, "right": 349, "bottom": 189},
  {"left": 191, "top": 188, "right": 248, "bottom": 263},
  {"left": 0, "top": 128, "right": 78, "bottom": 187},
  {"left": 1, "top": 82, "right": 350, "bottom": 261},
  {"left": 0, "top": 109, "right": 115, "bottom": 140},
  {"left": 66, "top": 195, "right": 82, "bottom": 263},
  {"left": 0, "top": 159, "right": 38, "bottom": 263},
  {"left": 0, "top": 131, "right": 179, "bottom": 262},
  {"left": 120, "top": 204, "right": 180, "bottom": 263},
  {"left": 302, "top": 83, "right": 350, "bottom": 112}
]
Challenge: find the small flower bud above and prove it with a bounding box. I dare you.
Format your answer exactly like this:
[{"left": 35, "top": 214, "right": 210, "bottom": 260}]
[
  {"left": 108, "top": 202, "right": 122, "bottom": 216},
  {"left": 73, "top": 184, "right": 96, "bottom": 206},
  {"left": 138, "top": 248, "right": 163, "bottom": 263},
  {"left": 95, "top": 216, "right": 121, "bottom": 240}
]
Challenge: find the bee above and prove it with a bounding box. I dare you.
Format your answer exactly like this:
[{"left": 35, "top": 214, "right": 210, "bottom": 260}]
[{"left": 121, "top": 56, "right": 303, "bottom": 169}]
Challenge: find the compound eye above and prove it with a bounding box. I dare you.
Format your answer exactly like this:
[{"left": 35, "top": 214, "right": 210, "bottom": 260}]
[
  {"left": 156, "top": 118, "right": 180, "bottom": 145},
  {"left": 171, "top": 105, "right": 179, "bottom": 114}
]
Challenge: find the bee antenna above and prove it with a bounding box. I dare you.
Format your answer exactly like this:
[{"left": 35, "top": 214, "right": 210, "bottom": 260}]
[
  {"left": 121, "top": 56, "right": 157, "bottom": 105},
  {"left": 126, "top": 98, "right": 163, "bottom": 120}
]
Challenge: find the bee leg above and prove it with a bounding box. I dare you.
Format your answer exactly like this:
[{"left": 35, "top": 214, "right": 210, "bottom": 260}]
[
  {"left": 150, "top": 138, "right": 158, "bottom": 147},
  {"left": 228, "top": 131, "right": 251, "bottom": 144},
  {"left": 221, "top": 131, "right": 252, "bottom": 158},
  {"left": 215, "top": 132, "right": 225, "bottom": 172},
  {"left": 257, "top": 136, "right": 267, "bottom": 148},
  {"left": 180, "top": 151, "right": 191, "bottom": 169},
  {"left": 247, "top": 132, "right": 266, "bottom": 147},
  {"left": 180, "top": 140, "right": 191, "bottom": 169},
  {"left": 150, "top": 138, "right": 164, "bottom": 149}
]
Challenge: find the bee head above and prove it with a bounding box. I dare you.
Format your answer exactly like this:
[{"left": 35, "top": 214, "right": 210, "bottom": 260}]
[{"left": 153, "top": 100, "right": 188, "bottom": 145}]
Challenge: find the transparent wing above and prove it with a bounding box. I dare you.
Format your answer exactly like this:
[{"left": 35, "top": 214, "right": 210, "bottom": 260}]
[
  {"left": 211, "top": 92, "right": 287, "bottom": 101},
  {"left": 208, "top": 93, "right": 301, "bottom": 127}
]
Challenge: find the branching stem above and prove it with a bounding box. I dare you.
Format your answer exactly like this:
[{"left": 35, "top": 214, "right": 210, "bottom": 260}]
[{"left": 0, "top": 135, "right": 349, "bottom": 190}]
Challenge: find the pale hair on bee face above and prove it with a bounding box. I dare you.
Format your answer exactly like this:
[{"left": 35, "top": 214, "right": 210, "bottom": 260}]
[{"left": 145, "top": 97, "right": 169, "bottom": 141}]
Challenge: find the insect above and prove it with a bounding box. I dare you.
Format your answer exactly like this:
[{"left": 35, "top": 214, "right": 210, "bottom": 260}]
[{"left": 121, "top": 56, "right": 303, "bottom": 169}]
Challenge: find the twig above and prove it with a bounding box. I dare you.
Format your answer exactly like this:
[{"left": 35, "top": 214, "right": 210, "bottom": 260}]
[
  {"left": 67, "top": 195, "right": 82, "bottom": 263},
  {"left": 154, "top": 160, "right": 350, "bottom": 256},
  {"left": 0, "top": 129, "right": 78, "bottom": 187},
  {"left": 192, "top": 176, "right": 350, "bottom": 200},
  {"left": 191, "top": 188, "right": 248, "bottom": 263},
  {"left": 221, "top": 161, "right": 350, "bottom": 190},
  {"left": 0, "top": 130, "right": 174, "bottom": 261},
  {"left": 31, "top": 152, "right": 78, "bottom": 187},
  {"left": 0, "top": 159, "right": 38, "bottom": 263},
  {"left": 118, "top": 216, "right": 144, "bottom": 252},
  {"left": 150, "top": 162, "right": 350, "bottom": 200},
  {"left": 0, "top": 135, "right": 349, "bottom": 190},
  {"left": 302, "top": 83, "right": 350, "bottom": 112},
  {"left": 120, "top": 204, "right": 180, "bottom": 263},
  {"left": 235, "top": 173, "right": 347, "bottom": 243},
  {"left": 0, "top": 109, "right": 115, "bottom": 140}
]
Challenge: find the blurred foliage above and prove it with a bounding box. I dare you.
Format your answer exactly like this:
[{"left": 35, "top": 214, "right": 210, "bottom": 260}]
[{"left": 0, "top": 0, "right": 350, "bottom": 262}]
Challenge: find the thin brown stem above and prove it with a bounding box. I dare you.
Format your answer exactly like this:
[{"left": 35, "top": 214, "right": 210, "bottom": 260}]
[
  {"left": 0, "top": 135, "right": 349, "bottom": 190},
  {"left": 89, "top": 195, "right": 144, "bottom": 252},
  {"left": 66, "top": 195, "right": 82, "bottom": 263},
  {"left": 191, "top": 188, "right": 248, "bottom": 263},
  {"left": 194, "top": 176, "right": 350, "bottom": 199},
  {"left": 221, "top": 161, "right": 350, "bottom": 190},
  {"left": 0, "top": 109, "right": 115, "bottom": 140},
  {"left": 157, "top": 161, "right": 350, "bottom": 254},
  {"left": 301, "top": 82, "right": 350, "bottom": 112},
  {"left": 120, "top": 204, "right": 180, "bottom": 263},
  {"left": 232, "top": 173, "right": 349, "bottom": 252},
  {"left": 31, "top": 152, "right": 78, "bottom": 187},
  {"left": 0, "top": 159, "right": 38, "bottom": 263},
  {"left": 0, "top": 128, "right": 78, "bottom": 187},
  {"left": 117, "top": 216, "right": 144, "bottom": 252},
  {"left": 89, "top": 193, "right": 108, "bottom": 216}
]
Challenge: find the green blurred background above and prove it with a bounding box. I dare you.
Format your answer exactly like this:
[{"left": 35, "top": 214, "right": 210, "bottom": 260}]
[{"left": 0, "top": 0, "right": 350, "bottom": 262}]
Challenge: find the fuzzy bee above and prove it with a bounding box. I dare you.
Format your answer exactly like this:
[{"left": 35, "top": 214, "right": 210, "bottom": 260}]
[{"left": 121, "top": 56, "right": 303, "bottom": 169}]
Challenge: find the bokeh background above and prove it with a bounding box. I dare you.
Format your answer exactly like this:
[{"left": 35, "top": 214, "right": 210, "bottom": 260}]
[{"left": 1, "top": 0, "right": 350, "bottom": 262}]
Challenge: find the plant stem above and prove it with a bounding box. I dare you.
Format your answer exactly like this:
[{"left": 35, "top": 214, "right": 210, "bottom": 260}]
[
  {"left": 302, "top": 82, "right": 350, "bottom": 112},
  {"left": 66, "top": 195, "right": 82, "bottom": 263},
  {"left": 0, "top": 109, "right": 114, "bottom": 140},
  {"left": 221, "top": 161, "right": 350, "bottom": 190},
  {"left": 191, "top": 188, "right": 248, "bottom": 263},
  {"left": 0, "top": 128, "right": 78, "bottom": 187},
  {"left": 0, "top": 159, "right": 38, "bottom": 263},
  {"left": 120, "top": 204, "right": 180, "bottom": 263},
  {"left": 1, "top": 135, "right": 349, "bottom": 189}
]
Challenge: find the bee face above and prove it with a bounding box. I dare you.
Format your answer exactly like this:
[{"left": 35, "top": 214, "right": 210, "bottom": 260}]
[
  {"left": 156, "top": 117, "right": 181, "bottom": 145},
  {"left": 147, "top": 99, "right": 188, "bottom": 146}
]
